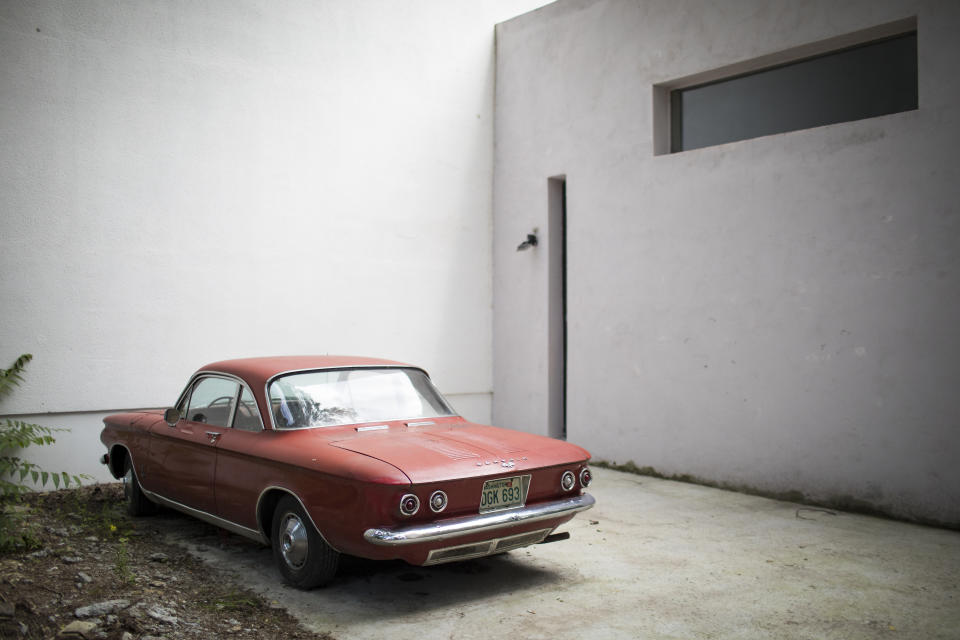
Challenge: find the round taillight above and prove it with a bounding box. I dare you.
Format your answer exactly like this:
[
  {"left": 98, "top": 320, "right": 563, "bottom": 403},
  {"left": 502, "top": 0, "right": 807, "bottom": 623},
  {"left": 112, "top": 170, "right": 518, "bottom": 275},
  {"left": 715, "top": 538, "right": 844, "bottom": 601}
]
[
  {"left": 429, "top": 490, "right": 448, "bottom": 513},
  {"left": 561, "top": 470, "right": 576, "bottom": 491},
  {"left": 399, "top": 493, "right": 420, "bottom": 516},
  {"left": 580, "top": 467, "right": 592, "bottom": 488}
]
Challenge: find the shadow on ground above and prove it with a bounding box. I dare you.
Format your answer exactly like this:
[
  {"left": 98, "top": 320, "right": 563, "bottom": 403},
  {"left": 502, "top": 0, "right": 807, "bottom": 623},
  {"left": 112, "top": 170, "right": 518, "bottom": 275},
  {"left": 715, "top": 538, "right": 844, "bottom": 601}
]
[{"left": 146, "top": 506, "right": 570, "bottom": 621}]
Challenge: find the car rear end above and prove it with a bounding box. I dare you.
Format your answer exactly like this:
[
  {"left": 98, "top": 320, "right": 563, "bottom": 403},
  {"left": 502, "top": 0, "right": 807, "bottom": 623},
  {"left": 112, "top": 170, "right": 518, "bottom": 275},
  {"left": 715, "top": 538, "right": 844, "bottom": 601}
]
[{"left": 360, "top": 460, "right": 594, "bottom": 565}]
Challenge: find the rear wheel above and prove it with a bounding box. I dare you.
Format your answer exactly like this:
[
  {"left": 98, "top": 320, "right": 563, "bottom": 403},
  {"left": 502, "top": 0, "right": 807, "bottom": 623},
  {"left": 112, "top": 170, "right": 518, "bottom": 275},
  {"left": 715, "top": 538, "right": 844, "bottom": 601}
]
[
  {"left": 122, "top": 457, "right": 156, "bottom": 516},
  {"left": 271, "top": 495, "right": 339, "bottom": 589}
]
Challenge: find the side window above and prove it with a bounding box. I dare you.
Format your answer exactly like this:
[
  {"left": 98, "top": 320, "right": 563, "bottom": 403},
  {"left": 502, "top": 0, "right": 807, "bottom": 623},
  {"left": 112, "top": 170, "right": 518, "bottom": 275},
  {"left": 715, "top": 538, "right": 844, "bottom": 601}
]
[
  {"left": 176, "top": 392, "right": 190, "bottom": 417},
  {"left": 186, "top": 377, "right": 239, "bottom": 427},
  {"left": 233, "top": 386, "right": 263, "bottom": 431},
  {"left": 667, "top": 31, "right": 918, "bottom": 153}
]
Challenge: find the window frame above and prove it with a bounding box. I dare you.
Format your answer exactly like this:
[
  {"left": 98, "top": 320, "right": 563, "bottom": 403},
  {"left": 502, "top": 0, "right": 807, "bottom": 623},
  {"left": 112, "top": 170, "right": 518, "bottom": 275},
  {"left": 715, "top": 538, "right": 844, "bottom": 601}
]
[
  {"left": 264, "top": 365, "right": 457, "bottom": 431},
  {"left": 652, "top": 17, "right": 918, "bottom": 156},
  {"left": 174, "top": 372, "right": 265, "bottom": 432}
]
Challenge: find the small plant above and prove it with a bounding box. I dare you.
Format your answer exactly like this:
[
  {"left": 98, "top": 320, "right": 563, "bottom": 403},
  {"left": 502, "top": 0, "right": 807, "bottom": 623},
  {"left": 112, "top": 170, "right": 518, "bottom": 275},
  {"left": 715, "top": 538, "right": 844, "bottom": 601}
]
[
  {"left": 0, "top": 354, "right": 90, "bottom": 550},
  {"left": 114, "top": 535, "right": 135, "bottom": 585}
]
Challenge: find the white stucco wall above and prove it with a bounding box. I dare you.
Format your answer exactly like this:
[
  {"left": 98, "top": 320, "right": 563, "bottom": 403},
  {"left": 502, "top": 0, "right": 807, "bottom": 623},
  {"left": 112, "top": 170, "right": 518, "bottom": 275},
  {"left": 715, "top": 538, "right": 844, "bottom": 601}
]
[
  {"left": 494, "top": 0, "right": 960, "bottom": 525},
  {"left": 0, "top": 0, "right": 547, "bottom": 483}
]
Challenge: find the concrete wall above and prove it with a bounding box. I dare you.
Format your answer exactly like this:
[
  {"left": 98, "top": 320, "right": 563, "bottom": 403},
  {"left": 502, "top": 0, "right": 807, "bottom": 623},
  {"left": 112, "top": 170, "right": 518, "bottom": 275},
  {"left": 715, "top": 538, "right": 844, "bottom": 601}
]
[
  {"left": 0, "top": 0, "right": 546, "bottom": 483},
  {"left": 494, "top": 0, "right": 960, "bottom": 525}
]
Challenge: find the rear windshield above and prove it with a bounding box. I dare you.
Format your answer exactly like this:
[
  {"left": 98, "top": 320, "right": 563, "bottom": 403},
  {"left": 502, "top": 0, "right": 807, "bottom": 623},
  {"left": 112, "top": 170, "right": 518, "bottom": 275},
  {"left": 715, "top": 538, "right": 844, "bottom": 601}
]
[{"left": 268, "top": 367, "right": 456, "bottom": 429}]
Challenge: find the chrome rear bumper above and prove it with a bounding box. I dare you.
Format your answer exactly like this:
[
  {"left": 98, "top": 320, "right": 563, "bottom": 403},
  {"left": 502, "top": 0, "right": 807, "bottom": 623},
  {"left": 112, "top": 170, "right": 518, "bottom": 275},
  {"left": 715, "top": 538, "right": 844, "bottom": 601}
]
[{"left": 363, "top": 493, "right": 595, "bottom": 546}]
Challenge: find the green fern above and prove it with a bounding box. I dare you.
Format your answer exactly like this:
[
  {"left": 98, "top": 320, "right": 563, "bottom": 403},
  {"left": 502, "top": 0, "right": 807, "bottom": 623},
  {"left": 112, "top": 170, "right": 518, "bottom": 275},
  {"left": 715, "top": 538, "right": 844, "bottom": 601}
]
[
  {"left": 0, "top": 353, "right": 33, "bottom": 398},
  {"left": 0, "top": 354, "right": 91, "bottom": 550}
]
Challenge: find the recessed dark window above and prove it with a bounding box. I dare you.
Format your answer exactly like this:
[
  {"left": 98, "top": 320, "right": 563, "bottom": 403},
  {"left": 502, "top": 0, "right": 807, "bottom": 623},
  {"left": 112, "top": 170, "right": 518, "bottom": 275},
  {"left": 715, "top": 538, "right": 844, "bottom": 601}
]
[{"left": 670, "top": 31, "right": 918, "bottom": 153}]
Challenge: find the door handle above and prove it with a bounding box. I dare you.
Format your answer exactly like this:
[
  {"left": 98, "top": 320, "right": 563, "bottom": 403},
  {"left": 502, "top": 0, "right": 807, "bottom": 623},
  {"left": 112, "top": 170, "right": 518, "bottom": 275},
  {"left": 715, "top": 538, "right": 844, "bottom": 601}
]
[{"left": 205, "top": 431, "right": 221, "bottom": 443}]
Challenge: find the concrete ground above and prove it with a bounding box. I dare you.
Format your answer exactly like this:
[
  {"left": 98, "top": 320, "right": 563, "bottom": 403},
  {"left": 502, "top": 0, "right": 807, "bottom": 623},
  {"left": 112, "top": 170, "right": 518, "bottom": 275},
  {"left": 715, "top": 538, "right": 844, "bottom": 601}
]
[{"left": 171, "top": 467, "right": 960, "bottom": 639}]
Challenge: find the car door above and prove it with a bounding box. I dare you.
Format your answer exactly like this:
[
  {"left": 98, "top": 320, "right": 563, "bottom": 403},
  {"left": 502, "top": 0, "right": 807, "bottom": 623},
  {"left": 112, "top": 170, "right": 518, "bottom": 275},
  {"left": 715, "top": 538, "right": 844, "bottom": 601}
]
[
  {"left": 212, "top": 385, "right": 274, "bottom": 530},
  {"left": 147, "top": 375, "right": 240, "bottom": 514}
]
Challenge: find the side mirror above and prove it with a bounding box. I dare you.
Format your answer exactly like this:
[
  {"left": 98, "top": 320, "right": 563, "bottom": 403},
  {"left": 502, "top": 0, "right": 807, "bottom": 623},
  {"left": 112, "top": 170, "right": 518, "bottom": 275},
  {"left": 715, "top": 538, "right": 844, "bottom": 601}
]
[{"left": 163, "top": 407, "right": 181, "bottom": 427}]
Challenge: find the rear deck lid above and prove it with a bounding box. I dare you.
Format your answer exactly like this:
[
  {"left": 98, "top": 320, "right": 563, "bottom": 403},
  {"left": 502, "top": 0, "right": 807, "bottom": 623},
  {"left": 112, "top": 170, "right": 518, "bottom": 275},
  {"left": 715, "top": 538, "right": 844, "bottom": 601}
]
[{"left": 329, "top": 422, "right": 587, "bottom": 484}]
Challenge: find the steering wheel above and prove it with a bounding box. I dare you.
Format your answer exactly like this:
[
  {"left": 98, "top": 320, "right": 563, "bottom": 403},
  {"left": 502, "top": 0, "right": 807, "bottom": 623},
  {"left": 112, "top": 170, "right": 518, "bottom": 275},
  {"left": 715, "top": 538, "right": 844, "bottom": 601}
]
[{"left": 208, "top": 395, "right": 235, "bottom": 407}]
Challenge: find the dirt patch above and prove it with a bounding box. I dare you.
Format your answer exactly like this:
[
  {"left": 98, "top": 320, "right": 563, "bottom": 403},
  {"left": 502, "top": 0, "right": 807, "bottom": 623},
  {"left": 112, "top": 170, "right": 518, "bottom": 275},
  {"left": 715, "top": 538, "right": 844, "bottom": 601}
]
[{"left": 0, "top": 484, "right": 333, "bottom": 639}]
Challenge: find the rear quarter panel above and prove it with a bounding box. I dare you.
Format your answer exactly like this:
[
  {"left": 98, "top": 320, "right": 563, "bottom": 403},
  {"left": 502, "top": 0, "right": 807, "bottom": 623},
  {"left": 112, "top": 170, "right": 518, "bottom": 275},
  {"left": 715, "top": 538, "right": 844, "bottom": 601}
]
[{"left": 210, "top": 428, "right": 412, "bottom": 545}]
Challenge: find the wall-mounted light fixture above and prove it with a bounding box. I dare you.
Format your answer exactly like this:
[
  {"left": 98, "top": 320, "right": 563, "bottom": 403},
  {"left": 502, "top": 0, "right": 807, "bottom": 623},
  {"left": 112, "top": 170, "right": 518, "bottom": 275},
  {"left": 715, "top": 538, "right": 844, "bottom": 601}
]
[{"left": 516, "top": 230, "right": 539, "bottom": 251}]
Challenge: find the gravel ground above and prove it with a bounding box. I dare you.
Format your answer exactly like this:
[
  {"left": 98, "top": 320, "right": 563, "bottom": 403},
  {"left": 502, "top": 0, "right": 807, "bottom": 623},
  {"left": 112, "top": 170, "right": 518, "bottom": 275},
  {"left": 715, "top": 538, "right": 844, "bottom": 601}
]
[{"left": 0, "top": 484, "right": 332, "bottom": 640}]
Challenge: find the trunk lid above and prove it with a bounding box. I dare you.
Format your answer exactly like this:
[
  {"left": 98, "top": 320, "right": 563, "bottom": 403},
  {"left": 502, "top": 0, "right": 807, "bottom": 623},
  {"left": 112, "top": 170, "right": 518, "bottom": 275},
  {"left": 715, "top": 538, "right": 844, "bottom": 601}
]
[{"left": 329, "top": 421, "right": 588, "bottom": 484}]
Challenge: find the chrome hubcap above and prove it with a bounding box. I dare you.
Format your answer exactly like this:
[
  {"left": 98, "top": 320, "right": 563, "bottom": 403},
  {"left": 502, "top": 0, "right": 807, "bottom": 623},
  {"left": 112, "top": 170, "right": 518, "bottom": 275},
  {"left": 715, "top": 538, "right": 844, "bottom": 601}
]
[
  {"left": 123, "top": 467, "right": 133, "bottom": 501},
  {"left": 279, "top": 513, "right": 308, "bottom": 569}
]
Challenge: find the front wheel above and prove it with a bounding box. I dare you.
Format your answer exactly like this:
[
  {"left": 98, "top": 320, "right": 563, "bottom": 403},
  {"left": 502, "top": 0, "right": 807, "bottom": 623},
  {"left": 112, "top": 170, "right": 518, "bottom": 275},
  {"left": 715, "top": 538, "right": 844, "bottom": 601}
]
[
  {"left": 271, "top": 495, "right": 339, "bottom": 589},
  {"left": 122, "top": 457, "right": 157, "bottom": 517}
]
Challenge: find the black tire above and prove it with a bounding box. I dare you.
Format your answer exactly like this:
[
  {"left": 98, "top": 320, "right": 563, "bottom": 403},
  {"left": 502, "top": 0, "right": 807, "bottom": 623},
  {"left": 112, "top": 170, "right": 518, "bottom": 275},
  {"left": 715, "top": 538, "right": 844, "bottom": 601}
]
[
  {"left": 122, "top": 457, "right": 157, "bottom": 516},
  {"left": 271, "top": 495, "right": 339, "bottom": 589}
]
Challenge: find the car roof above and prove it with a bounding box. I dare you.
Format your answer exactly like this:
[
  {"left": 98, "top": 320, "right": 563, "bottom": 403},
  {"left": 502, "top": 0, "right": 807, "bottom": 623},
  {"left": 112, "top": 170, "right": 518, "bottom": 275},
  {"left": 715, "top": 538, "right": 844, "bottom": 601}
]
[{"left": 197, "top": 355, "right": 419, "bottom": 387}]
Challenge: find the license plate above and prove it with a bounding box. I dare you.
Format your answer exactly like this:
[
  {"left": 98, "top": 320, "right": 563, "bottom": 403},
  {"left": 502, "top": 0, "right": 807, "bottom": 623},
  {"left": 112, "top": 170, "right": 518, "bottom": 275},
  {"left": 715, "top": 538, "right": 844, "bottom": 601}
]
[{"left": 479, "top": 475, "right": 529, "bottom": 513}]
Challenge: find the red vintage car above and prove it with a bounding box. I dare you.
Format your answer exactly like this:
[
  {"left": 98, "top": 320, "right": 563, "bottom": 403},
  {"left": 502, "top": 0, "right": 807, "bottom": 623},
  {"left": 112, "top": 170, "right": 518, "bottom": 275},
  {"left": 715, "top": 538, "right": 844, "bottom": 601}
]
[{"left": 99, "top": 356, "right": 594, "bottom": 588}]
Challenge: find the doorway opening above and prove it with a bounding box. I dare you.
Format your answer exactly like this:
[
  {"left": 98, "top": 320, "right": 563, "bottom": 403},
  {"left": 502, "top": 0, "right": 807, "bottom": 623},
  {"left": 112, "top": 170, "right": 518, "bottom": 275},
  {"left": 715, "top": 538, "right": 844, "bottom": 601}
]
[{"left": 548, "top": 176, "right": 567, "bottom": 440}]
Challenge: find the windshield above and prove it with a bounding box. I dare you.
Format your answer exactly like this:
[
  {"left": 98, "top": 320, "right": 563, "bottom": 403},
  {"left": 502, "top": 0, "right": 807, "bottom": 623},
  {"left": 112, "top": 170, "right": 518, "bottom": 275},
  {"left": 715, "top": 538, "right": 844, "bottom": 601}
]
[{"left": 268, "top": 367, "right": 456, "bottom": 429}]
